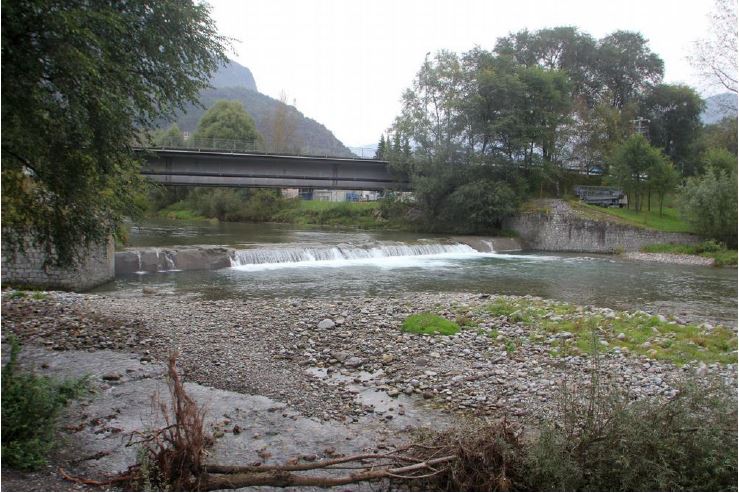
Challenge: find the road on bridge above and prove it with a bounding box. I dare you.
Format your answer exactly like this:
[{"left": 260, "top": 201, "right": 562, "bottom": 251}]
[{"left": 138, "top": 148, "right": 410, "bottom": 191}]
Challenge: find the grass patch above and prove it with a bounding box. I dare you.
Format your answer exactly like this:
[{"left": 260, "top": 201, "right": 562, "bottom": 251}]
[
  {"left": 642, "top": 241, "right": 737, "bottom": 266},
  {"left": 158, "top": 201, "right": 208, "bottom": 221},
  {"left": 1, "top": 337, "right": 88, "bottom": 470},
  {"left": 569, "top": 199, "right": 694, "bottom": 233},
  {"left": 481, "top": 297, "right": 736, "bottom": 365},
  {"left": 402, "top": 313, "right": 460, "bottom": 336}
]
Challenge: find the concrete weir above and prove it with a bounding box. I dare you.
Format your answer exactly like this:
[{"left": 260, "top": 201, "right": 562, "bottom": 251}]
[{"left": 114, "top": 237, "right": 522, "bottom": 275}]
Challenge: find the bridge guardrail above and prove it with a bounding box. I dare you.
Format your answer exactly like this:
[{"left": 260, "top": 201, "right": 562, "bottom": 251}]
[{"left": 147, "top": 137, "right": 380, "bottom": 161}]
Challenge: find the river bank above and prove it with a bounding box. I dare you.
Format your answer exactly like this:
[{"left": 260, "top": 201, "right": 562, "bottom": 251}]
[{"left": 2, "top": 289, "right": 736, "bottom": 489}]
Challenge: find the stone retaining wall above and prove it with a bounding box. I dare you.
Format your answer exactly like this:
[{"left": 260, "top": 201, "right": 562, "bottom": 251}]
[
  {"left": 2, "top": 236, "right": 115, "bottom": 291},
  {"left": 504, "top": 200, "right": 701, "bottom": 253}
]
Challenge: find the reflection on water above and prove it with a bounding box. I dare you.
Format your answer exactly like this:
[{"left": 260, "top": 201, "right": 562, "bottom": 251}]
[{"left": 103, "top": 219, "right": 738, "bottom": 325}]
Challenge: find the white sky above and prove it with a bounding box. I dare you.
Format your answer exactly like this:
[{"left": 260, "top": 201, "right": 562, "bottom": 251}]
[{"left": 209, "top": 0, "right": 719, "bottom": 147}]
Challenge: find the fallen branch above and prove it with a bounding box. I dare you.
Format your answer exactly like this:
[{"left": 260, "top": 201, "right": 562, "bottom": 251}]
[{"left": 202, "top": 455, "right": 456, "bottom": 491}]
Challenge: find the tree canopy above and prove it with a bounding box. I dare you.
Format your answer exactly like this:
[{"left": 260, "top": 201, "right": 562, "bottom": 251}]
[
  {"left": 193, "top": 100, "right": 262, "bottom": 147},
  {"left": 1, "top": 0, "right": 228, "bottom": 265}
]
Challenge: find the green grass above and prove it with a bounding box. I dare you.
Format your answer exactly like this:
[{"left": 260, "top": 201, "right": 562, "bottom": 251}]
[
  {"left": 158, "top": 201, "right": 208, "bottom": 221},
  {"left": 641, "top": 241, "right": 738, "bottom": 266},
  {"left": 481, "top": 297, "right": 736, "bottom": 365},
  {"left": 401, "top": 313, "right": 460, "bottom": 336},
  {"left": 569, "top": 199, "right": 694, "bottom": 233},
  {"left": 273, "top": 200, "right": 402, "bottom": 229},
  {"left": 1, "top": 337, "right": 88, "bottom": 470}
]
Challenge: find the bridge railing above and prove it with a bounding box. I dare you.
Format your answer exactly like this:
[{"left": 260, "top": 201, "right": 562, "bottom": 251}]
[{"left": 148, "top": 137, "right": 380, "bottom": 160}]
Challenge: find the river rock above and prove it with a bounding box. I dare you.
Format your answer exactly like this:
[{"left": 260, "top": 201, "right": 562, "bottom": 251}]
[
  {"left": 344, "top": 356, "right": 364, "bottom": 368},
  {"left": 317, "top": 319, "right": 335, "bottom": 330}
]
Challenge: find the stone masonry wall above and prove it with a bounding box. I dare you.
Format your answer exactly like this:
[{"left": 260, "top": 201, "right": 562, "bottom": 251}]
[
  {"left": 2, "top": 236, "right": 115, "bottom": 291},
  {"left": 504, "top": 200, "right": 701, "bottom": 253}
]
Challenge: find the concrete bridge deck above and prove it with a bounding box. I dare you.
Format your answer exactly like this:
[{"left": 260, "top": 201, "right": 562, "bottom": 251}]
[{"left": 138, "top": 148, "right": 409, "bottom": 191}]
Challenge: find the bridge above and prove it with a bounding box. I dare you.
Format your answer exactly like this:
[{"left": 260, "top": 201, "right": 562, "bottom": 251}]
[{"left": 138, "top": 147, "right": 409, "bottom": 191}]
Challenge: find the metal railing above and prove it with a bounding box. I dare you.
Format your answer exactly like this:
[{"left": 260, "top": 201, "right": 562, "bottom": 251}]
[{"left": 148, "top": 137, "right": 381, "bottom": 160}]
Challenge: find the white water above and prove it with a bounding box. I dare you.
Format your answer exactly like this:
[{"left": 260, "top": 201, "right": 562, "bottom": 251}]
[{"left": 229, "top": 242, "right": 558, "bottom": 272}]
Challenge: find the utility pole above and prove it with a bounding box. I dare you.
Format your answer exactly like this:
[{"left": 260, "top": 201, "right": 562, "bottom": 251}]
[{"left": 630, "top": 116, "right": 650, "bottom": 136}]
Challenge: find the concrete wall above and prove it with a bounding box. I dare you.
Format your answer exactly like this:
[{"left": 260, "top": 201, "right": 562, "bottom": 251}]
[
  {"left": 504, "top": 201, "right": 701, "bottom": 253},
  {"left": 2, "top": 236, "right": 115, "bottom": 291}
]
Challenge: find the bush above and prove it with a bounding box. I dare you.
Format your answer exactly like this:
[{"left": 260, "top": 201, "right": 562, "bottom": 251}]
[
  {"left": 401, "top": 313, "right": 460, "bottom": 336},
  {"left": 1, "top": 337, "right": 87, "bottom": 470},
  {"left": 680, "top": 168, "right": 738, "bottom": 247},
  {"left": 525, "top": 376, "right": 737, "bottom": 491}
]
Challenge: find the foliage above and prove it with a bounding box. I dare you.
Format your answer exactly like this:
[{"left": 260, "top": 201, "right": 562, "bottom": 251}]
[
  {"left": 1, "top": 0, "right": 228, "bottom": 266},
  {"left": 607, "top": 134, "right": 672, "bottom": 211},
  {"left": 401, "top": 313, "right": 460, "bottom": 336},
  {"left": 526, "top": 376, "right": 737, "bottom": 491},
  {"left": 642, "top": 84, "right": 705, "bottom": 175},
  {"left": 154, "top": 124, "right": 186, "bottom": 148},
  {"left": 1, "top": 337, "right": 87, "bottom": 470},
  {"left": 701, "top": 116, "right": 738, "bottom": 155},
  {"left": 641, "top": 242, "right": 738, "bottom": 266},
  {"left": 193, "top": 100, "right": 262, "bottom": 145},
  {"left": 680, "top": 167, "right": 738, "bottom": 246},
  {"left": 700, "top": 146, "right": 738, "bottom": 176}
]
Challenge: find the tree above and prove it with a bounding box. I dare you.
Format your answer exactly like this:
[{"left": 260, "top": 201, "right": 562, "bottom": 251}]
[
  {"left": 375, "top": 134, "right": 387, "bottom": 159},
  {"left": 595, "top": 31, "right": 664, "bottom": 108},
  {"left": 155, "top": 124, "right": 186, "bottom": 148},
  {"left": 700, "top": 147, "right": 738, "bottom": 176},
  {"left": 267, "top": 90, "right": 298, "bottom": 153},
  {"left": 193, "top": 100, "right": 263, "bottom": 149},
  {"left": 701, "top": 116, "right": 738, "bottom": 155},
  {"left": 2, "top": 0, "right": 228, "bottom": 265},
  {"left": 680, "top": 167, "right": 738, "bottom": 246},
  {"left": 642, "top": 84, "right": 705, "bottom": 176},
  {"left": 691, "top": 0, "right": 738, "bottom": 94},
  {"left": 647, "top": 158, "right": 680, "bottom": 216},
  {"left": 608, "top": 134, "right": 666, "bottom": 211}
]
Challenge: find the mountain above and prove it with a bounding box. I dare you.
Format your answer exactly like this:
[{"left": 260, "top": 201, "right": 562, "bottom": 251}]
[
  {"left": 166, "top": 60, "right": 353, "bottom": 157},
  {"left": 701, "top": 92, "right": 738, "bottom": 125},
  {"left": 209, "top": 60, "right": 257, "bottom": 92}
]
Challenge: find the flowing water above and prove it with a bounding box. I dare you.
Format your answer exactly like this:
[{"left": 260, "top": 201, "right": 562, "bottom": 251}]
[{"left": 97, "top": 218, "right": 738, "bottom": 324}]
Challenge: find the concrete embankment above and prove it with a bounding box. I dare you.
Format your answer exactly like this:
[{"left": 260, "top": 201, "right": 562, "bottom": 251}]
[{"left": 504, "top": 199, "right": 701, "bottom": 253}]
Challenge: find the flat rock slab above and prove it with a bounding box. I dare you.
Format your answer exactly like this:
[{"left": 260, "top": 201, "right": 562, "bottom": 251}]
[{"left": 5, "top": 345, "right": 441, "bottom": 489}]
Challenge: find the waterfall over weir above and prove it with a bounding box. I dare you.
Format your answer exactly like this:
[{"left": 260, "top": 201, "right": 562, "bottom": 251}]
[{"left": 229, "top": 243, "right": 488, "bottom": 270}]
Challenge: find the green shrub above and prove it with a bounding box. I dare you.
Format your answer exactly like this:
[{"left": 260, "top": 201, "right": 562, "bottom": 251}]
[
  {"left": 526, "top": 376, "right": 737, "bottom": 491},
  {"left": 1, "top": 337, "right": 87, "bottom": 470},
  {"left": 401, "top": 313, "right": 460, "bottom": 336}
]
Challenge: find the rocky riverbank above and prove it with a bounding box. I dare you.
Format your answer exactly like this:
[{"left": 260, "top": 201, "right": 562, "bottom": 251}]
[
  {"left": 623, "top": 251, "right": 716, "bottom": 266},
  {"left": 2, "top": 289, "right": 736, "bottom": 491},
  {"left": 3, "top": 290, "right": 736, "bottom": 425}
]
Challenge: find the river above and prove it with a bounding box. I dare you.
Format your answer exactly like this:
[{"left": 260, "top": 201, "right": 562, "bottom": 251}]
[{"left": 94, "top": 218, "right": 738, "bottom": 325}]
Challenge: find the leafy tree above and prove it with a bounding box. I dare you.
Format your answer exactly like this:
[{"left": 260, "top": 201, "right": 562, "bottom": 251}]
[
  {"left": 595, "top": 31, "right": 664, "bottom": 108},
  {"left": 440, "top": 179, "right": 519, "bottom": 232},
  {"left": 691, "top": 0, "right": 737, "bottom": 94},
  {"left": 701, "top": 116, "right": 738, "bottom": 155},
  {"left": 193, "top": 100, "right": 262, "bottom": 148},
  {"left": 155, "top": 124, "right": 186, "bottom": 148},
  {"left": 680, "top": 167, "right": 738, "bottom": 246},
  {"left": 642, "top": 84, "right": 705, "bottom": 175},
  {"left": 608, "top": 134, "right": 666, "bottom": 211},
  {"left": 647, "top": 158, "right": 680, "bottom": 216},
  {"left": 267, "top": 90, "right": 299, "bottom": 153},
  {"left": 700, "top": 147, "right": 738, "bottom": 176},
  {"left": 1, "top": 0, "right": 227, "bottom": 265}
]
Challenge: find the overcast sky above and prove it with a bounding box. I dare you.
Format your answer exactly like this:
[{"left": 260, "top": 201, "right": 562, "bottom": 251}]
[{"left": 209, "top": 0, "right": 719, "bottom": 147}]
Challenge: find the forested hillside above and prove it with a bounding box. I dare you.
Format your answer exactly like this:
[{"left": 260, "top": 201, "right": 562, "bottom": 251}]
[{"left": 165, "top": 60, "right": 353, "bottom": 157}]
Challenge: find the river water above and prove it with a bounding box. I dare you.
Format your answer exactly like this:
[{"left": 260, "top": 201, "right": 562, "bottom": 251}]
[{"left": 96, "top": 219, "right": 738, "bottom": 324}]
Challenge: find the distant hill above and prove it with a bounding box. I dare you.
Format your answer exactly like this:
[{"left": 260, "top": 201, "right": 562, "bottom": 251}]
[
  {"left": 701, "top": 92, "right": 738, "bottom": 124},
  {"left": 165, "top": 60, "right": 352, "bottom": 157},
  {"left": 209, "top": 60, "right": 257, "bottom": 92}
]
